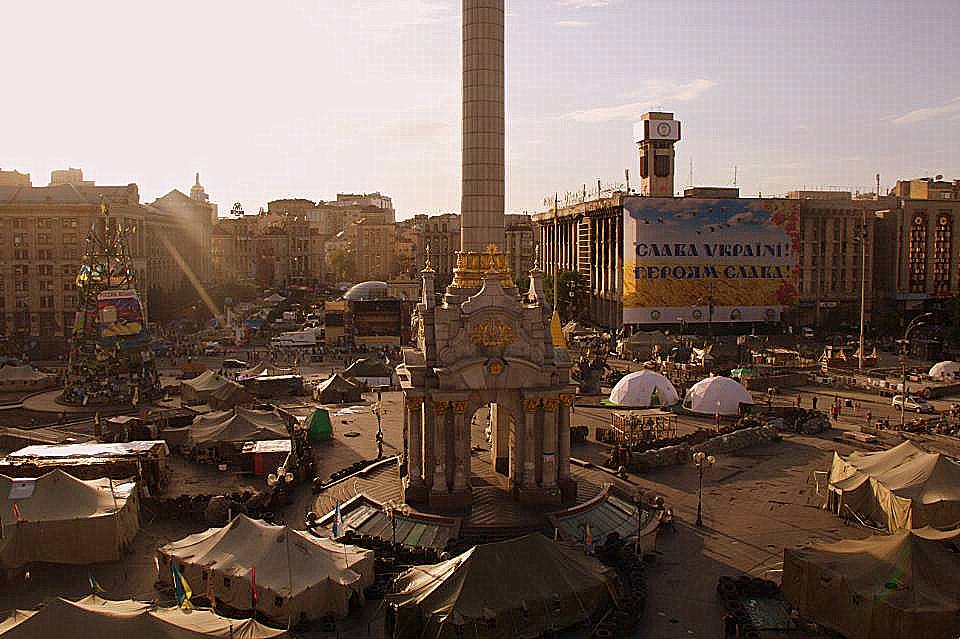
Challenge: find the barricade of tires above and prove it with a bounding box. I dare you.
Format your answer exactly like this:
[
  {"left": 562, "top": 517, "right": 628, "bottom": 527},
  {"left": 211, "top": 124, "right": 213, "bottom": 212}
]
[
  {"left": 716, "top": 575, "right": 780, "bottom": 638},
  {"left": 592, "top": 542, "right": 646, "bottom": 638}
]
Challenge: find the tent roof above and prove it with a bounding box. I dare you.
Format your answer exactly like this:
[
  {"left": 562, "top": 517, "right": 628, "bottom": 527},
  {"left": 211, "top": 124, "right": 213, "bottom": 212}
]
[
  {"left": 237, "top": 361, "right": 295, "bottom": 380},
  {"left": 785, "top": 529, "right": 960, "bottom": 611},
  {"left": 0, "top": 366, "right": 49, "bottom": 382},
  {"left": 209, "top": 381, "right": 254, "bottom": 408},
  {"left": 317, "top": 374, "right": 361, "bottom": 394},
  {"left": 0, "top": 469, "right": 134, "bottom": 522},
  {"left": 831, "top": 441, "right": 960, "bottom": 505},
  {"left": 387, "top": 533, "right": 613, "bottom": 619},
  {"left": 181, "top": 370, "right": 229, "bottom": 392},
  {"left": 159, "top": 515, "right": 373, "bottom": 597},
  {"left": 683, "top": 376, "right": 754, "bottom": 416},
  {"left": 189, "top": 408, "right": 289, "bottom": 444},
  {"left": 344, "top": 357, "right": 393, "bottom": 378},
  {"left": 928, "top": 360, "right": 960, "bottom": 379},
  {"left": 608, "top": 369, "right": 679, "bottom": 407},
  {"left": 0, "top": 595, "right": 287, "bottom": 638}
]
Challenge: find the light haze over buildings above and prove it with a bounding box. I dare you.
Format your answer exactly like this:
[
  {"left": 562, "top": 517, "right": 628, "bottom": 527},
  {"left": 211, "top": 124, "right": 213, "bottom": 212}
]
[{"left": 2, "top": 0, "right": 958, "bottom": 217}]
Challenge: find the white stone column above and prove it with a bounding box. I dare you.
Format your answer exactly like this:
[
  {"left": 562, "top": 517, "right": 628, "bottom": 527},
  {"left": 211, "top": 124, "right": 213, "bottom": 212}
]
[
  {"left": 452, "top": 400, "right": 469, "bottom": 491},
  {"left": 431, "top": 400, "right": 449, "bottom": 492},
  {"left": 558, "top": 394, "right": 573, "bottom": 481},
  {"left": 406, "top": 397, "right": 423, "bottom": 487},
  {"left": 541, "top": 397, "right": 558, "bottom": 487},
  {"left": 461, "top": 0, "right": 505, "bottom": 252},
  {"left": 522, "top": 397, "right": 539, "bottom": 489}
]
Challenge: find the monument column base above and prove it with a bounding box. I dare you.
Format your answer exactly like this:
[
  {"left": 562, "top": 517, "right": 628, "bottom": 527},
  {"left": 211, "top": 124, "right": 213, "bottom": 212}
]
[
  {"left": 429, "top": 488, "right": 472, "bottom": 511},
  {"left": 558, "top": 477, "right": 577, "bottom": 504},
  {"left": 403, "top": 479, "right": 429, "bottom": 505},
  {"left": 517, "top": 485, "right": 562, "bottom": 506}
]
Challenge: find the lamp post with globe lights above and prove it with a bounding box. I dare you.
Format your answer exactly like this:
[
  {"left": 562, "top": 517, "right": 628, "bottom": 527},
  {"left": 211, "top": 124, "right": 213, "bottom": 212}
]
[
  {"left": 693, "top": 451, "right": 716, "bottom": 527},
  {"left": 383, "top": 500, "right": 411, "bottom": 550}
]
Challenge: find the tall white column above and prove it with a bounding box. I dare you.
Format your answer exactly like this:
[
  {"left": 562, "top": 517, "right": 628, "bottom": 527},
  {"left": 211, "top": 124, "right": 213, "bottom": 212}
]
[{"left": 461, "top": 0, "right": 505, "bottom": 252}]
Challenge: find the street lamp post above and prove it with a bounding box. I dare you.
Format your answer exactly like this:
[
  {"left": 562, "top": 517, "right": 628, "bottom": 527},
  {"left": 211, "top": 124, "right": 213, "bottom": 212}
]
[
  {"left": 693, "top": 451, "right": 716, "bottom": 527},
  {"left": 384, "top": 500, "right": 410, "bottom": 550},
  {"left": 899, "top": 312, "right": 933, "bottom": 429}
]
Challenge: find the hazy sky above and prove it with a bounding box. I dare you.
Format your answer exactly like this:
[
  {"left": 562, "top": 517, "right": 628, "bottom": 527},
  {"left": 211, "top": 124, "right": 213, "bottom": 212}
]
[{"left": 3, "top": 0, "right": 958, "bottom": 219}]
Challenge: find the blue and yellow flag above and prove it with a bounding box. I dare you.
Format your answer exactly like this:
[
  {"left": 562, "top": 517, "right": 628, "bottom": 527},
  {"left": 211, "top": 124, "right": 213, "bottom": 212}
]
[{"left": 171, "top": 563, "right": 193, "bottom": 610}]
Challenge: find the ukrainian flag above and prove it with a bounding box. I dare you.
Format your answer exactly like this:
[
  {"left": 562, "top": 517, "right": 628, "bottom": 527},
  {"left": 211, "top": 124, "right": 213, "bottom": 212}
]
[{"left": 171, "top": 563, "right": 193, "bottom": 610}]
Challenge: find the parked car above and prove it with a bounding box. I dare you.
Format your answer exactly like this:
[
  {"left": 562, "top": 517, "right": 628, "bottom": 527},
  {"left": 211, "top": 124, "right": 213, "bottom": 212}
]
[
  {"left": 203, "top": 342, "right": 221, "bottom": 356},
  {"left": 891, "top": 395, "right": 935, "bottom": 413}
]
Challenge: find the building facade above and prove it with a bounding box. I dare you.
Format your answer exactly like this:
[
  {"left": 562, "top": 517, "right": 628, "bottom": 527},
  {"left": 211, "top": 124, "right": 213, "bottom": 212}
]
[{"left": 0, "top": 171, "right": 214, "bottom": 344}]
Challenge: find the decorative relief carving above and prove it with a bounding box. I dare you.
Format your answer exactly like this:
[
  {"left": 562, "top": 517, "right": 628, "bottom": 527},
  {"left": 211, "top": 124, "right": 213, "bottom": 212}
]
[
  {"left": 559, "top": 393, "right": 574, "bottom": 407},
  {"left": 523, "top": 398, "right": 541, "bottom": 413},
  {"left": 469, "top": 317, "right": 515, "bottom": 348},
  {"left": 405, "top": 397, "right": 422, "bottom": 410},
  {"left": 542, "top": 398, "right": 559, "bottom": 412},
  {"left": 432, "top": 400, "right": 450, "bottom": 415},
  {"left": 452, "top": 400, "right": 468, "bottom": 414},
  {"left": 487, "top": 360, "right": 504, "bottom": 376}
]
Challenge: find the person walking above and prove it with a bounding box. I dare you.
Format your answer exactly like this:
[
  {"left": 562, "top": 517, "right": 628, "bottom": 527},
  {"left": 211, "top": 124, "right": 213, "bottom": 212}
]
[{"left": 812, "top": 395, "right": 818, "bottom": 411}]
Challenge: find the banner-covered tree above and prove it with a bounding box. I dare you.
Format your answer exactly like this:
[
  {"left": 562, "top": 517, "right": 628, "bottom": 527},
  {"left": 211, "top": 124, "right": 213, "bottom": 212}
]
[{"left": 61, "top": 200, "right": 159, "bottom": 407}]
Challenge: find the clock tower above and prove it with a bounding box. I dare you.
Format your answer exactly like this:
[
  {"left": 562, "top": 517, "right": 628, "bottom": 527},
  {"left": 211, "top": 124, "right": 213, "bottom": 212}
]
[{"left": 634, "top": 112, "right": 681, "bottom": 197}]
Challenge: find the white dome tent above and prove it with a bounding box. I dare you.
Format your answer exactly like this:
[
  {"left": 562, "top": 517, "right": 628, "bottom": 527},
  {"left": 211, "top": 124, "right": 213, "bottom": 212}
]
[
  {"left": 928, "top": 360, "right": 960, "bottom": 380},
  {"left": 608, "top": 370, "right": 679, "bottom": 407},
  {"left": 683, "top": 376, "right": 754, "bottom": 416}
]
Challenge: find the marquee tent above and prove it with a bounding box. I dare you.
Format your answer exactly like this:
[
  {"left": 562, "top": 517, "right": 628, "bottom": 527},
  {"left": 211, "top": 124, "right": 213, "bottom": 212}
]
[
  {"left": 781, "top": 528, "right": 960, "bottom": 639},
  {"left": 344, "top": 357, "right": 394, "bottom": 388},
  {"left": 180, "top": 370, "right": 229, "bottom": 404},
  {"left": 0, "top": 470, "right": 139, "bottom": 570},
  {"left": 0, "top": 595, "right": 287, "bottom": 639},
  {"left": 682, "top": 376, "right": 754, "bottom": 416},
  {"left": 608, "top": 370, "right": 679, "bottom": 407},
  {"left": 237, "top": 361, "right": 296, "bottom": 381},
  {"left": 827, "top": 441, "right": 960, "bottom": 531},
  {"left": 208, "top": 380, "right": 255, "bottom": 410},
  {"left": 314, "top": 374, "right": 363, "bottom": 404},
  {"left": 386, "top": 533, "right": 615, "bottom": 639},
  {"left": 928, "top": 360, "right": 960, "bottom": 380},
  {"left": 158, "top": 515, "right": 374, "bottom": 624},
  {"left": 186, "top": 408, "right": 290, "bottom": 452}
]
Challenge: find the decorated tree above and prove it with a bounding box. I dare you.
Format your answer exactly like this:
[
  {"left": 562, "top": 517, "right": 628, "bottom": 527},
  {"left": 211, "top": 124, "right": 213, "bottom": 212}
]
[{"left": 61, "top": 201, "right": 159, "bottom": 407}]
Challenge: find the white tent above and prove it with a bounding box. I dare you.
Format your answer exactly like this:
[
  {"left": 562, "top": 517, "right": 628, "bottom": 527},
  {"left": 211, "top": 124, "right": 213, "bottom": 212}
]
[
  {"left": 608, "top": 370, "right": 679, "bottom": 407},
  {"left": 683, "top": 376, "right": 753, "bottom": 416},
  {"left": 928, "top": 360, "right": 960, "bottom": 380},
  {"left": 0, "top": 470, "right": 139, "bottom": 570},
  {"left": 158, "top": 515, "right": 374, "bottom": 624}
]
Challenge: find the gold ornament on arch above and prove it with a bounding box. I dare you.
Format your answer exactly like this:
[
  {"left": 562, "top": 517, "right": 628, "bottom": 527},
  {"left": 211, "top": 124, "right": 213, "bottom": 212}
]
[{"left": 468, "top": 317, "right": 516, "bottom": 348}]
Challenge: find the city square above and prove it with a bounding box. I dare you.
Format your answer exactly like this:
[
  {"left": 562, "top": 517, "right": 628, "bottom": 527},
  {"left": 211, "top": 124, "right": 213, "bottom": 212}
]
[{"left": 0, "top": 1, "right": 959, "bottom": 638}]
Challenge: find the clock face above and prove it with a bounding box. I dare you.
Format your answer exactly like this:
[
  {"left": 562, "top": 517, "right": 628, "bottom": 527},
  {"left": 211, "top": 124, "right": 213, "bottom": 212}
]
[{"left": 657, "top": 122, "right": 672, "bottom": 137}]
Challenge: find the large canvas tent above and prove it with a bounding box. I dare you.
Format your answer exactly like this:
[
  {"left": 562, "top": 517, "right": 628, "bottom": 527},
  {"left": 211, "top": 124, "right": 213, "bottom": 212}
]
[
  {"left": 237, "top": 361, "right": 295, "bottom": 381},
  {"left": 0, "top": 470, "right": 139, "bottom": 570},
  {"left": 209, "top": 380, "right": 255, "bottom": 410},
  {"left": 608, "top": 370, "right": 679, "bottom": 407},
  {"left": 386, "top": 534, "right": 616, "bottom": 639},
  {"left": 180, "top": 370, "right": 229, "bottom": 404},
  {"left": 682, "top": 376, "right": 753, "bottom": 416},
  {"left": 781, "top": 528, "right": 960, "bottom": 639},
  {"left": 0, "top": 595, "right": 287, "bottom": 638},
  {"left": 344, "top": 357, "right": 394, "bottom": 388},
  {"left": 158, "top": 515, "right": 374, "bottom": 624},
  {"left": 181, "top": 408, "right": 290, "bottom": 460},
  {"left": 314, "top": 374, "right": 363, "bottom": 404},
  {"left": 828, "top": 441, "right": 960, "bottom": 531}
]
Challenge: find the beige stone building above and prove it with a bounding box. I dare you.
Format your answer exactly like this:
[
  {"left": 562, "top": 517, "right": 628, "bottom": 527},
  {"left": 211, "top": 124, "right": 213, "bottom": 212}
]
[
  {"left": 0, "top": 171, "right": 214, "bottom": 342},
  {"left": 0, "top": 169, "right": 31, "bottom": 187}
]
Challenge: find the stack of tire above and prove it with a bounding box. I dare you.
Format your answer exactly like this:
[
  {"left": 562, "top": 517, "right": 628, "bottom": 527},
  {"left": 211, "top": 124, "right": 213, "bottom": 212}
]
[
  {"left": 592, "top": 546, "right": 645, "bottom": 638},
  {"left": 716, "top": 575, "right": 780, "bottom": 639}
]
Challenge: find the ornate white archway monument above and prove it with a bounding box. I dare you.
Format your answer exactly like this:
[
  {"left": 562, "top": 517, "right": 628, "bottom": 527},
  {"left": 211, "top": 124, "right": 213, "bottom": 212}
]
[{"left": 397, "top": 0, "right": 575, "bottom": 511}]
